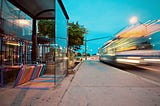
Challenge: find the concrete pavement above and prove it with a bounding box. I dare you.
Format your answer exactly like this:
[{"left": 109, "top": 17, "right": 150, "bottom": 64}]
[
  {"left": 0, "top": 60, "right": 160, "bottom": 106},
  {"left": 0, "top": 74, "right": 75, "bottom": 106},
  {"left": 59, "top": 60, "right": 160, "bottom": 106}
]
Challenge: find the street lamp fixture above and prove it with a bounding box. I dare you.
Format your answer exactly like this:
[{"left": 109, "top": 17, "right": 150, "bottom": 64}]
[{"left": 129, "top": 16, "right": 138, "bottom": 24}]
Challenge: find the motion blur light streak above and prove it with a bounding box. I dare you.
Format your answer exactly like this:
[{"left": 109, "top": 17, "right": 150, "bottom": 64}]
[
  {"left": 116, "top": 59, "right": 140, "bottom": 63},
  {"left": 99, "top": 19, "right": 160, "bottom": 65},
  {"left": 144, "top": 59, "right": 160, "bottom": 62},
  {"left": 116, "top": 24, "right": 160, "bottom": 38},
  {"left": 127, "top": 57, "right": 141, "bottom": 59}
]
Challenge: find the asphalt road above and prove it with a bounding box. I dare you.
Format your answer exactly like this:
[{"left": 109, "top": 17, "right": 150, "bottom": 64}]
[{"left": 104, "top": 62, "right": 160, "bottom": 85}]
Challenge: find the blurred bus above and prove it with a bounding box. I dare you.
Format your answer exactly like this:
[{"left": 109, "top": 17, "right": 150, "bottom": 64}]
[{"left": 99, "top": 20, "right": 160, "bottom": 65}]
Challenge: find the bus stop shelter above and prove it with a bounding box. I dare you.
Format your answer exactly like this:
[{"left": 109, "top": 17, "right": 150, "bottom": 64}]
[
  {"left": 8, "top": 0, "right": 69, "bottom": 62},
  {"left": 0, "top": 0, "right": 69, "bottom": 88}
]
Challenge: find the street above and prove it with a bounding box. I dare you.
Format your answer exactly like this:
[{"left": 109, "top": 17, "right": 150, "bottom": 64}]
[
  {"left": 110, "top": 62, "right": 160, "bottom": 84},
  {"left": 1, "top": 0, "right": 160, "bottom": 106},
  {"left": 0, "top": 60, "right": 160, "bottom": 106}
]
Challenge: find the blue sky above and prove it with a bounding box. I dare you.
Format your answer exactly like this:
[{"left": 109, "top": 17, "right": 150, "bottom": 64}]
[{"left": 63, "top": 0, "right": 160, "bottom": 54}]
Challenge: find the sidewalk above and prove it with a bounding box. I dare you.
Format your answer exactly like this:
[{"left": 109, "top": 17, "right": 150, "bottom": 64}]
[
  {"left": 0, "top": 60, "right": 160, "bottom": 106},
  {"left": 59, "top": 60, "right": 160, "bottom": 106},
  {"left": 0, "top": 74, "right": 75, "bottom": 106}
]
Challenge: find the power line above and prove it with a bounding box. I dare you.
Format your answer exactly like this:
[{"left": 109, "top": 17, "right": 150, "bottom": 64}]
[{"left": 85, "top": 36, "right": 112, "bottom": 42}]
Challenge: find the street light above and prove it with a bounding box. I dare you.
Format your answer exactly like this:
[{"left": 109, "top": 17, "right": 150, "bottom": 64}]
[{"left": 129, "top": 16, "right": 138, "bottom": 24}]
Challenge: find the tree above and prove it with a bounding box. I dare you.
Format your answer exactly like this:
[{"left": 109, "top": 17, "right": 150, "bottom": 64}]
[
  {"left": 68, "top": 22, "right": 87, "bottom": 51},
  {"left": 38, "top": 20, "right": 55, "bottom": 38},
  {"left": 76, "top": 52, "right": 82, "bottom": 56}
]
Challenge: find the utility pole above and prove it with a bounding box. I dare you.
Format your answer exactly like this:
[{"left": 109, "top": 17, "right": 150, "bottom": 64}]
[
  {"left": 84, "top": 36, "right": 112, "bottom": 60},
  {"left": 85, "top": 39, "right": 87, "bottom": 60}
]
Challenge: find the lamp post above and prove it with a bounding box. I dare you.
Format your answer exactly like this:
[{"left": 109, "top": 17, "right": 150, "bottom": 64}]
[{"left": 85, "top": 39, "right": 87, "bottom": 60}]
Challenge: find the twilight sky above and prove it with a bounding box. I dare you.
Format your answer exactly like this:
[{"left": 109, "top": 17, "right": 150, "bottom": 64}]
[{"left": 63, "top": 0, "right": 160, "bottom": 54}]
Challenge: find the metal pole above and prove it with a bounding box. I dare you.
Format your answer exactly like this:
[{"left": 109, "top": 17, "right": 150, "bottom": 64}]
[
  {"left": 31, "top": 18, "right": 37, "bottom": 63},
  {"left": 54, "top": 0, "right": 56, "bottom": 87},
  {"left": 66, "top": 20, "right": 69, "bottom": 75},
  {"left": 0, "top": 0, "right": 4, "bottom": 66},
  {"left": 85, "top": 40, "right": 87, "bottom": 60},
  {"left": 83, "top": 36, "right": 112, "bottom": 60}
]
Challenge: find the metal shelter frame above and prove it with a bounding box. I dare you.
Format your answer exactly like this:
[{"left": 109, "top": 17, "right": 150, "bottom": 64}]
[{"left": 7, "top": 0, "right": 69, "bottom": 62}]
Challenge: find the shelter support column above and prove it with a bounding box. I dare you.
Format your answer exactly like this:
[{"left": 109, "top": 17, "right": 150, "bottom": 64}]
[{"left": 31, "top": 18, "right": 37, "bottom": 62}]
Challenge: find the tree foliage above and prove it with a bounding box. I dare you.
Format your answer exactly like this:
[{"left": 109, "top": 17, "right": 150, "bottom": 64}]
[
  {"left": 37, "top": 20, "right": 87, "bottom": 51},
  {"left": 38, "top": 20, "right": 55, "bottom": 38},
  {"left": 76, "top": 52, "right": 82, "bottom": 56},
  {"left": 68, "top": 22, "right": 87, "bottom": 51}
]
